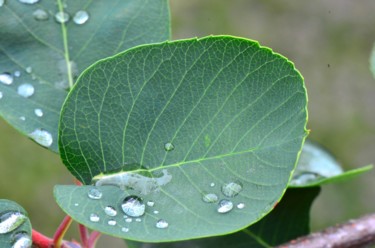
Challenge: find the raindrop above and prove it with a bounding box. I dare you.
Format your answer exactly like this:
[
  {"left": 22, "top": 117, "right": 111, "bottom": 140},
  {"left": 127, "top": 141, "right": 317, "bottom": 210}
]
[
  {"left": 146, "top": 201, "right": 155, "bottom": 207},
  {"left": 125, "top": 218, "right": 132, "bottom": 223},
  {"left": 217, "top": 199, "right": 233, "bottom": 213},
  {"left": 0, "top": 211, "right": 27, "bottom": 234},
  {"left": 107, "top": 220, "right": 116, "bottom": 226},
  {"left": 0, "top": 92, "right": 3, "bottom": 99},
  {"left": 237, "top": 203, "right": 245, "bottom": 209},
  {"left": 135, "top": 218, "right": 142, "bottom": 222},
  {"left": 164, "top": 142, "right": 174, "bottom": 151},
  {"left": 104, "top": 206, "right": 117, "bottom": 217},
  {"left": 221, "top": 182, "right": 243, "bottom": 198},
  {"left": 25, "top": 67, "right": 32, "bottom": 74},
  {"left": 0, "top": 72, "right": 13, "bottom": 85},
  {"left": 87, "top": 188, "right": 102, "bottom": 200},
  {"left": 121, "top": 195, "right": 145, "bottom": 217},
  {"left": 34, "top": 108, "right": 43, "bottom": 117},
  {"left": 29, "top": 129, "right": 53, "bottom": 147},
  {"left": 155, "top": 219, "right": 168, "bottom": 229},
  {"left": 153, "top": 210, "right": 159, "bottom": 214},
  {"left": 55, "top": 11, "right": 70, "bottom": 23},
  {"left": 19, "top": 116, "right": 26, "bottom": 121},
  {"left": 121, "top": 227, "right": 129, "bottom": 233},
  {"left": 74, "top": 203, "right": 79, "bottom": 207},
  {"left": 89, "top": 213, "right": 100, "bottom": 222},
  {"left": 33, "top": 9, "right": 49, "bottom": 21},
  {"left": 210, "top": 182, "right": 215, "bottom": 187},
  {"left": 18, "top": 0, "right": 39, "bottom": 4},
  {"left": 17, "top": 84, "right": 35, "bottom": 98},
  {"left": 202, "top": 193, "right": 218, "bottom": 203},
  {"left": 73, "top": 10, "right": 89, "bottom": 25},
  {"left": 14, "top": 71, "right": 21, "bottom": 77},
  {"left": 12, "top": 231, "right": 32, "bottom": 248},
  {"left": 0, "top": 0, "right": 4, "bottom": 7}
]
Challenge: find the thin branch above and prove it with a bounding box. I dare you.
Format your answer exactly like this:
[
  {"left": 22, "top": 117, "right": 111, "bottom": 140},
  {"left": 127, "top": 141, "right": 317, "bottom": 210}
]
[
  {"left": 53, "top": 215, "right": 73, "bottom": 247},
  {"left": 32, "top": 229, "right": 53, "bottom": 248},
  {"left": 276, "top": 213, "right": 375, "bottom": 248}
]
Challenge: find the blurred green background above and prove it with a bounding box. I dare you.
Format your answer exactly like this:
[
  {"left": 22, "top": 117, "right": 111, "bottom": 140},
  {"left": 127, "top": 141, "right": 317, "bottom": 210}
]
[{"left": 1, "top": 0, "right": 375, "bottom": 246}]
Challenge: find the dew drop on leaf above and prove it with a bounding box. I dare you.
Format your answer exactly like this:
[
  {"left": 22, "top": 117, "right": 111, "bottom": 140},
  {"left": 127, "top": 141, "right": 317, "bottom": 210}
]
[
  {"left": 237, "top": 203, "right": 245, "bottom": 209},
  {"left": 55, "top": 11, "right": 70, "bottom": 23},
  {"left": 202, "top": 193, "right": 218, "bottom": 203},
  {"left": 0, "top": 91, "right": 3, "bottom": 99},
  {"left": 29, "top": 129, "right": 53, "bottom": 147},
  {"left": 11, "top": 231, "right": 32, "bottom": 248},
  {"left": 73, "top": 10, "right": 89, "bottom": 25},
  {"left": 210, "top": 182, "right": 215, "bottom": 187},
  {"left": 146, "top": 201, "right": 155, "bottom": 207},
  {"left": 17, "top": 84, "right": 35, "bottom": 98},
  {"left": 87, "top": 188, "right": 102, "bottom": 200},
  {"left": 121, "top": 227, "right": 129, "bottom": 233},
  {"left": 104, "top": 206, "right": 117, "bottom": 217},
  {"left": 155, "top": 219, "right": 168, "bottom": 229},
  {"left": 19, "top": 116, "right": 26, "bottom": 121},
  {"left": 125, "top": 218, "right": 132, "bottom": 223},
  {"left": 34, "top": 108, "right": 43, "bottom": 117},
  {"left": 107, "top": 219, "right": 116, "bottom": 226},
  {"left": 0, "top": 211, "right": 27, "bottom": 234},
  {"left": 33, "top": 9, "right": 49, "bottom": 21},
  {"left": 221, "top": 182, "right": 243, "bottom": 198},
  {"left": 153, "top": 210, "right": 159, "bottom": 214},
  {"left": 135, "top": 218, "right": 142, "bottom": 222},
  {"left": 0, "top": 0, "right": 4, "bottom": 7},
  {"left": 121, "top": 195, "right": 145, "bottom": 217},
  {"left": 0, "top": 72, "right": 14, "bottom": 85},
  {"left": 164, "top": 142, "right": 174, "bottom": 151},
  {"left": 290, "top": 172, "right": 322, "bottom": 186},
  {"left": 89, "top": 213, "right": 100, "bottom": 223},
  {"left": 14, "top": 71, "right": 21, "bottom": 77},
  {"left": 217, "top": 199, "right": 233, "bottom": 213},
  {"left": 25, "top": 67, "right": 32, "bottom": 74},
  {"left": 18, "top": 0, "right": 39, "bottom": 4}
]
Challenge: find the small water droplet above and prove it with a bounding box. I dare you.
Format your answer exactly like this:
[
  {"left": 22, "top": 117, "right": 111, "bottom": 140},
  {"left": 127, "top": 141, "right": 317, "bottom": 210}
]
[
  {"left": 29, "top": 129, "right": 53, "bottom": 147},
  {"left": 25, "top": 67, "right": 32, "bottom": 74},
  {"left": 135, "top": 218, "right": 142, "bottom": 222},
  {"left": 0, "top": 211, "right": 27, "bottom": 234},
  {"left": 73, "top": 10, "right": 89, "bottom": 25},
  {"left": 121, "top": 195, "right": 145, "bottom": 217},
  {"left": 146, "top": 201, "right": 155, "bottom": 207},
  {"left": 210, "top": 182, "right": 215, "bottom": 187},
  {"left": 33, "top": 9, "right": 49, "bottom": 21},
  {"left": 11, "top": 231, "right": 32, "bottom": 248},
  {"left": 153, "top": 210, "right": 159, "bottom": 214},
  {"left": 237, "top": 203, "right": 245, "bottom": 209},
  {"left": 121, "top": 227, "right": 129, "bottom": 233},
  {"left": 34, "top": 108, "right": 43, "bottom": 117},
  {"left": 217, "top": 199, "right": 233, "bottom": 213},
  {"left": 0, "top": 0, "right": 4, "bottom": 7},
  {"left": 18, "top": 0, "right": 39, "bottom": 4},
  {"left": 202, "top": 193, "right": 218, "bottom": 203},
  {"left": 74, "top": 203, "right": 79, "bottom": 207},
  {"left": 221, "top": 182, "right": 243, "bottom": 198},
  {"left": 0, "top": 91, "right": 3, "bottom": 99},
  {"left": 164, "top": 142, "right": 174, "bottom": 151},
  {"left": 87, "top": 188, "right": 102, "bottom": 200},
  {"left": 104, "top": 206, "right": 117, "bottom": 217},
  {"left": 89, "top": 213, "right": 100, "bottom": 223},
  {"left": 14, "top": 71, "right": 21, "bottom": 77},
  {"left": 107, "top": 219, "right": 116, "bottom": 226},
  {"left": 0, "top": 72, "right": 14, "bottom": 85},
  {"left": 17, "top": 84, "right": 35, "bottom": 98},
  {"left": 55, "top": 11, "right": 70, "bottom": 23},
  {"left": 19, "top": 116, "right": 26, "bottom": 121},
  {"left": 155, "top": 219, "right": 168, "bottom": 229},
  {"left": 125, "top": 218, "right": 132, "bottom": 223}
]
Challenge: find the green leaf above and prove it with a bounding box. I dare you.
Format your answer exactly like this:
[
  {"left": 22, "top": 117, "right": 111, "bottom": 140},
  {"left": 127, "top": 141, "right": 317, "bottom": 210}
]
[
  {"left": 0, "top": 0, "right": 171, "bottom": 153},
  {"left": 57, "top": 36, "right": 308, "bottom": 242},
  {"left": 0, "top": 199, "right": 32, "bottom": 248}
]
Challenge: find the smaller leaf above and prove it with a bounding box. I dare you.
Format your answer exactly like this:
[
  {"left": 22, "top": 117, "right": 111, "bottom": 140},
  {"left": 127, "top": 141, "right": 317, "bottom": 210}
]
[{"left": 0, "top": 199, "right": 32, "bottom": 248}]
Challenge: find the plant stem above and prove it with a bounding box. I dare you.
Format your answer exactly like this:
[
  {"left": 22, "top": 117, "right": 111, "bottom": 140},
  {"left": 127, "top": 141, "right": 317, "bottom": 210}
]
[
  {"left": 79, "top": 224, "right": 89, "bottom": 248},
  {"left": 87, "top": 231, "right": 102, "bottom": 248},
  {"left": 276, "top": 213, "right": 375, "bottom": 248},
  {"left": 53, "top": 215, "right": 73, "bottom": 248},
  {"left": 32, "top": 229, "right": 53, "bottom": 248}
]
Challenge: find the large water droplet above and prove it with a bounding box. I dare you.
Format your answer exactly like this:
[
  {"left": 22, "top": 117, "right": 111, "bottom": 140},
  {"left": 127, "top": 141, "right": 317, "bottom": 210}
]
[
  {"left": 221, "top": 182, "right": 243, "bottom": 198},
  {"left": 0, "top": 92, "right": 3, "bottom": 99},
  {"left": 33, "top": 9, "right": 49, "bottom": 21},
  {"left": 34, "top": 108, "right": 43, "bottom": 117},
  {"left": 237, "top": 203, "right": 245, "bottom": 209},
  {"left": 121, "top": 227, "right": 129, "bottom": 233},
  {"left": 25, "top": 67, "right": 32, "bottom": 74},
  {"left": 73, "top": 10, "right": 89, "bottom": 25},
  {"left": 29, "top": 129, "right": 53, "bottom": 147},
  {"left": 217, "top": 199, "right": 233, "bottom": 213},
  {"left": 121, "top": 195, "right": 145, "bottom": 217},
  {"left": 87, "top": 188, "right": 102, "bottom": 200},
  {"left": 104, "top": 206, "right": 117, "bottom": 217},
  {"left": 17, "top": 84, "right": 35, "bottom": 98},
  {"left": 202, "top": 193, "right": 218, "bottom": 203},
  {"left": 107, "top": 220, "right": 116, "bottom": 226},
  {"left": 155, "top": 219, "right": 168, "bottom": 229},
  {"left": 0, "top": 72, "right": 13, "bottom": 85},
  {"left": 0, "top": 211, "right": 27, "bottom": 234},
  {"left": 14, "top": 71, "right": 21, "bottom": 77},
  {"left": 164, "top": 142, "right": 174, "bottom": 151},
  {"left": 89, "top": 213, "right": 100, "bottom": 223},
  {"left": 147, "top": 201, "right": 155, "bottom": 207},
  {"left": 18, "top": 0, "right": 39, "bottom": 4},
  {"left": 12, "top": 231, "right": 32, "bottom": 248},
  {"left": 55, "top": 11, "right": 70, "bottom": 23}
]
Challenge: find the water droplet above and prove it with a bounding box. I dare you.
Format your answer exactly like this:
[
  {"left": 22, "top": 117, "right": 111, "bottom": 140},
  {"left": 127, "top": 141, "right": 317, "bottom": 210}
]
[
  {"left": 17, "top": 84, "right": 35, "bottom": 98},
  {"left": 202, "top": 193, "right": 218, "bottom": 203},
  {"left": 18, "top": 0, "right": 39, "bottom": 4},
  {"left": 87, "top": 188, "right": 102, "bottom": 200},
  {"left": 33, "top": 9, "right": 49, "bottom": 21},
  {"left": 74, "top": 203, "right": 79, "bottom": 207},
  {"left": 164, "top": 142, "right": 174, "bottom": 151},
  {"left": 104, "top": 206, "right": 117, "bottom": 217},
  {"left": 121, "top": 227, "right": 129, "bottom": 233},
  {"left": 221, "top": 182, "right": 243, "bottom": 198},
  {"left": 121, "top": 195, "right": 145, "bottom": 217},
  {"left": 210, "top": 182, "right": 215, "bottom": 187},
  {"left": 125, "top": 218, "right": 132, "bottom": 223},
  {"left": 55, "top": 11, "right": 70, "bottom": 23},
  {"left": 34, "top": 108, "right": 43, "bottom": 117},
  {"left": 14, "top": 71, "right": 21, "bottom": 77},
  {"left": 107, "top": 220, "right": 116, "bottom": 226},
  {"left": 217, "top": 199, "right": 233, "bottom": 213},
  {"left": 12, "top": 231, "right": 32, "bottom": 248},
  {"left": 0, "top": 211, "right": 27, "bottom": 234},
  {"left": 153, "top": 210, "right": 159, "bottom": 214},
  {"left": 25, "top": 67, "right": 32, "bottom": 74},
  {"left": 0, "top": 0, "right": 4, "bottom": 7},
  {"left": 0, "top": 92, "right": 3, "bottom": 99},
  {"left": 135, "top": 218, "right": 142, "bottom": 222},
  {"left": 89, "top": 213, "right": 100, "bottom": 223},
  {"left": 29, "top": 129, "right": 53, "bottom": 147},
  {"left": 0, "top": 72, "right": 13, "bottom": 85},
  {"left": 19, "top": 116, "right": 26, "bottom": 121},
  {"left": 237, "top": 203, "right": 245, "bottom": 209},
  {"left": 147, "top": 201, "right": 155, "bottom": 207},
  {"left": 73, "top": 10, "right": 89, "bottom": 25},
  {"left": 155, "top": 219, "right": 168, "bottom": 229},
  {"left": 290, "top": 172, "right": 321, "bottom": 186}
]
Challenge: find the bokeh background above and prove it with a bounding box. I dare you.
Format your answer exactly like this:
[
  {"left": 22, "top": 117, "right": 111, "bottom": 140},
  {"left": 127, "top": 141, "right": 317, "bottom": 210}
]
[{"left": 1, "top": 0, "right": 374, "bottom": 246}]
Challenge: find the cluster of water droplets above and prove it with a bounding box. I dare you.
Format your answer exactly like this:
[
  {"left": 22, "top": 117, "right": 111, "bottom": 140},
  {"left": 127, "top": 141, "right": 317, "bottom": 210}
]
[{"left": 0, "top": 211, "right": 31, "bottom": 248}]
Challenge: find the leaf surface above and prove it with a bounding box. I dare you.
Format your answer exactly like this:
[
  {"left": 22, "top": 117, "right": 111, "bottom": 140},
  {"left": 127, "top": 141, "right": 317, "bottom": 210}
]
[
  {"left": 57, "top": 36, "right": 308, "bottom": 241},
  {"left": 0, "top": 0, "right": 170, "bottom": 152}
]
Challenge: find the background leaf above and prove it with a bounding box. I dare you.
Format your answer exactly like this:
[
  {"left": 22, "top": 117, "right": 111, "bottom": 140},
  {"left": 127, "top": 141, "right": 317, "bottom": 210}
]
[
  {"left": 57, "top": 36, "right": 307, "bottom": 241},
  {"left": 0, "top": 0, "right": 170, "bottom": 153},
  {"left": 0, "top": 199, "right": 32, "bottom": 248}
]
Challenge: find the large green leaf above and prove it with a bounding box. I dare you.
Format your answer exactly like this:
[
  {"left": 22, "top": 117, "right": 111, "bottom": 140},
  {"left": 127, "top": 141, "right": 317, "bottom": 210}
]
[
  {"left": 0, "top": 0, "right": 170, "bottom": 153},
  {"left": 57, "top": 36, "right": 308, "bottom": 241},
  {"left": 0, "top": 199, "right": 32, "bottom": 248}
]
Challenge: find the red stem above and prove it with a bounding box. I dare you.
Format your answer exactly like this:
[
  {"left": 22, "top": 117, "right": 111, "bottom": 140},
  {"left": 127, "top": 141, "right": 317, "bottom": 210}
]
[
  {"left": 32, "top": 229, "right": 53, "bottom": 248},
  {"left": 78, "top": 224, "right": 89, "bottom": 248},
  {"left": 53, "top": 215, "right": 73, "bottom": 247},
  {"left": 87, "top": 231, "right": 102, "bottom": 248}
]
